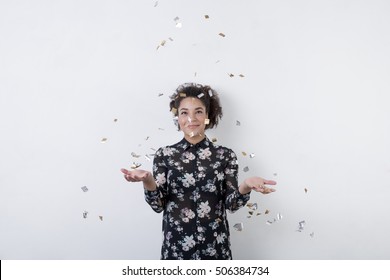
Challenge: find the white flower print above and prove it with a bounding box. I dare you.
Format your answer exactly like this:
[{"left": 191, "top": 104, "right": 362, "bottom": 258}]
[
  {"left": 182, "top": 235, "right": 196, "bottom": 250},
  {"left": 198, "top": 148, "right": 212, "bottom": 160},
  {"left": 162, "top": 147, "right": 174, "bottom": 156},
  {"left": 215, "top": 171, "right": 224, "bottom": 181},
  {"left": 216, "top": 233, "right": 226, "bottom": 244},
  {"left": 197, "top": 201, "right": 211, "bottom": 218},
  {"left": 180, "top": 208, "right": 195, "bottom": 223},
  {"left": 182, "top": 173, "right": 195, "bottom": 187},
  {"left": 155, "top": 173, "right": 166, "bottom": 185}
]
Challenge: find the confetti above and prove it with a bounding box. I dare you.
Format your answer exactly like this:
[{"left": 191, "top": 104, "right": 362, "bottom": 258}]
[
  {"left": 247, "top": 215, "right": 252, "bottom": 219},
  {"left": 249, "top": 153, "right": 255, "bottom": 158},
  {"left": 297, "top": 221, "right": 306, "bottom": 232},
  {"left": 273, "top": 173, "right": 278, "bottom": 177},
  {"left": 304, "top": 188, "right": 308, "bottom": 193},
  {"left": 174, "top": 17, "right": 182, "bottom": 28},
  {"left": 310, "top": 232, "right": 314, "bottom": 238},
  {"left": 276, "top": 213, "right": 283, "bottom": 221},
  {"left": 158, "top": 128, "right": 165, "bottom": 131},
  {"left": 113, "top": 118, "right": 118, "bottom": 122},
  {"left": 101, "top": 138, "right": 108, "bottom": 143},
  {"left": 248, "top": 211, "right": 254, "bottom": 216},
  {"left": 256, "top": 213, "right": 261, "bottom": 216},
  {"left": 236, "top": 120, "right": 241, "bottom": 126},
  {"left": 83, "top": 211, "right": 88, "bottom": 219},
  {"left": 154, "top": 1, "right": 158, "bottom": 7},
  {"left": 171, "top": 107, "right": 177, "bottom": 114},
  {"left": 233, "top": 223, "right": 243, "bottom": 231},
  {"left": 81, "top": 186, "right": 88, "bottom": 192},
  {"left": 179, "top": 92, "right": 187, "bottom": 97},
  {"left": 266, "top": 220, "right": 273, "bottom": 225},
  {"left": 168, "top": 37, "right": 174, "bottom": 41},
  {"left": 173, "top": 116, "right": 179, "bottom": 126},
  {"left": 145, "top": 136, "right": 150, "bottom": 141},
  {"left": 145, "top": 155, "right": 151, "bottom": 161},
  {"left": 204, "top": 15, "right": 209, "bottom": 19},
  {"left": 215, "top": 60, "right": 220, "bottom": 63},
  {"left": 239, "top": 74, "right": 245, "bottom": 78},
  {"left": 99, "top": 216, "right": 103, "bottom": 221},
  {"left": 156, "top": 40, "right": 167, "bottom": 50},
  {"left": 265, "top": 209, "right": 270, "bottom": 215},
  {"left": 242, "top": 151, "right": 247, "bottom": 156},
  {"left": 243, "top": 166, "right": 249, "bottom": 172},
  {"left": 204, "top": 119, "right": 210, "bottom": 125},
  {"left": 197, "top": 93, "right": 205, "bottom": 98},
  {"left": 158, "top": 93, "right": 164, "bottom": 97},
  {"left": 219, "top": 32, "right": 226, "bottom": 37},
  {"left": 208, "top": 89, "right": 213, "bottom": 97},
  {"left": 131, "top": 162, "right": 142, "bottom": 169},
  {"left": 229, "top": 73, "right": 234, "bottom": 77},
  {"left": 211, "top": 137, "right": 217, "bottom": 143},
  {"left": 131, "top": 152, "right": 141, "bottom": 158},
  {"left": 246, "top": 202, "right": 258, "bottom": 211}
]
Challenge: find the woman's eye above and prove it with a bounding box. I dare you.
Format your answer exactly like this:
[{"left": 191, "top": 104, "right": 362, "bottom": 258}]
[
  {"left": 196, "top": 111, "right": 204, "bottom": 114},
  {"left": 180, "top": 111, "right": 188, "bottom": 115}
]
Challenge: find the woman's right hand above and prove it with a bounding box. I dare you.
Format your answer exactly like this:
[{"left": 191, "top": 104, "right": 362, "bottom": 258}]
[{"left": 121, "top": 168, "right": 151, "bottom": 182}]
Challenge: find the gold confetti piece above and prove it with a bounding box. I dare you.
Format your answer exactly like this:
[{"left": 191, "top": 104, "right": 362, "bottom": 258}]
[
  {"left": 236, "top": 120, "right": 241, "bottom": 126},
  {"left": 171, "top": 107, "right": 177, "bottom": 114},
  {"left": 156, "top": 40, "right": 166, "bottom": 50},
  {"left": 131, "top": 152, "right": 141, "bottom": 158},
  {"left": 101, "top": 138, "right": 108, "bottom": 143},
  {"left": 242, "top": 151, "right": 247, "bottom": 156},
  {"left": 248, "top": 211, "right": 254, "bottom": 215},
  {"left": 219, "top": 32, "right": 226, "bottom": 37},
  {"left": 304, "top": 188, "right": 308, "bottom": 193},
  {"left": 215, "top": 218, "right": 222, "bottom": 223},
  {"left": 204, "top": 15, "right": 209, "bottom": 19},
  {"left": 246, "top": 202, "right": 258, "bottom": 211},
  {"left": 179, "top": 92, "right": 186, "bottom": 97},
  {"left": 239, "top": 74, "right": 245, "bottom": 78},
  {"left": 229, "top": 73, "right": 234, "bottom": 77},
  {"left": 247, "top": 216, "right": 252, "bottom": 219},
  {"left": 197, "top": 93, "right": 204, "bottom": 98},
  {"left": 204, "top": 119, "right": 210, "bottom": 125},
  {"left": 211, "top": 137, "right": 217, "bottom": 143},
  {"left": 265, "top": 209, "right": 270, "bottom": 215},
  {"left": 131, "top": 162, "right": 142, "bottom": 169},
  {"left": 81, "top": 186, "right": 88, "bottom": 192},
  {"left": 99, "top": 216, "right": 103, "bottom": 221},
  {"left": 243, "top": 166, "right": 249, "bottom": 172}
]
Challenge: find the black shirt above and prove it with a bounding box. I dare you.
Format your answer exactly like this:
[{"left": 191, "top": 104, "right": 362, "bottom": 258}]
[{"left": 145, "top": 136, "right": 250, "bottom": 259}]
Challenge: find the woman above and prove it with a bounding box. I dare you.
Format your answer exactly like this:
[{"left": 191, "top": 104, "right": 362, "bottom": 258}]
[{"left": 121, "top": 83, "right": 276, "bottom": 260}]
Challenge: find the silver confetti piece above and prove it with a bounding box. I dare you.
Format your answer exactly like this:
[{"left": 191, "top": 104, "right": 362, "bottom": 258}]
[
  {"left": 81, "top": 186, "right": 88, "bottom": 192},
  {"left": 236, "top": 120, "right": 241, "bottom": 126},
  {"left": 131, "top": 152, "right": 141, "bottom": 158},
  {"left": 246, "top": 202, "right": 258, "bottom": 211},
  {"left": 131, "top": 162, "right": 142, "bottom": 169},
  {"left": 145, "top": 155, "right": 151, "bottom": 161},
  {"left": 208, "top": 89, "right": 213, "bottom": 97},
  {"left": 83, "top": 211, "right": 88, "bottom": 219},
  {"left": 276, "top": 213, "right": 283, "bottom": 220},
  {"left": 297, "top": 220, "right": 306, "bottom": 232},
  {"left": 197, "top": 93, "right": 205, "bottom": 98},
  {"left": 310, "top": 232, "right": 314, "bottom": 238},
  {"left": 249, "top": 153, "right": 255, "bottom": 158},
  {"left": 243, "top": 166, "right": 249, "bottom": 172},
  {"left": 233, "top": 223, "right": 243, "bottom": 231}
]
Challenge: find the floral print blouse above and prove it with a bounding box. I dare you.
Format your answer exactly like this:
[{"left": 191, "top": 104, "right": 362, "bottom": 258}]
[{"left": 144, "top": 137, "right": 250, "bottom": 260}]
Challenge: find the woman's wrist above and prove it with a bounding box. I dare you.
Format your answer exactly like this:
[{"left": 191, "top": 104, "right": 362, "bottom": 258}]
[{"left": 239, "top": 181, "right": 252, "bottom": 195}]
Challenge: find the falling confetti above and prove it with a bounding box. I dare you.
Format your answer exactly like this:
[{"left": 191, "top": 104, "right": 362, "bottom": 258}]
[
  {"left": 239, "top": 74, "right": 245, "bottom": 78},
  {"left": 168, "top": 37, "right": 174, "bottom": 42},
  {"left": 304, "top": 188, "right": 308, "bottom": 193},
  {"left": 81, "top": 186, "right": 88, "bottom": 192},
  {"left": 236, "top": 120, "right": 241, "bottom": 126},
  {"left": 204, "top": 15, "right": 209, "bottom": 19},
  {"left": 101, "top": 138, "right": 108, "bottom": 143},
  {"left": 145, "top": 136, "right": 150, "bottom": 141},
  {"left": 197, "top": 93, "right": 205, "bottom": 98},
  {"left": 242, "top": 151, "right": 247, "bottom": 156},
  {"left": 229, "top": 73, "right": 234, "bottom": 77},
  {"left": 113, "top": 118, "right": 118, "bottom": 122},
  {"left": 158, "top": 93, "right": 164, "bottom": 97},
  {"left": 83, "top": 211, "right": 88, "bottom": 219},
  {"left": 219, "top": 32, "right": 226, "bottom": 37},
  {"left": 265, "top": 209, "right": 270, "bottom": 215},
  {"left": 273, "top": 173, "right": 278, "bottom": 177},
  {"left": 233, "top": 223, "right": 243, "bottom": 231},
  {"left": 249, "top": 153, "right": 255, "bottom": 158},
  {"left": 156, "top": 40, "right": 166, "bottom": 50},
  {"left": 276, "top": 213, "right": 283, "bottom": 221},
  {"left": 131, "top": 152, "right": 141, "bottom": 158},
  {"left": 171, "top": 107, "right": 177, "bottom": 114},
  {"left": 246, "top": 202, "right": 258, "bottom": 211},
  {"left": 131, "top": 162, "right": 142, "bottom": 169},
  {"left": 154, "top": 1, "right": 158, "bottom": 7},
  {"left": 99, "top": 216, "right": 103, "bottom": 221},
  {"left": 243, "top": 166, "right": 249, "bottom": 172},
  {"left": 310, "top": 232, "right": 314, "bottom": 238},
  {"left": 211, "top": 137, "right": 217, "bottom": 143},
  {"left": 266, "top": 220, "right": 273, "bottom": 225},
  {"left": 204, "top": 119, "right": 210, "bottom": 125},
  {"left": 179, "top": 92, "right": 187, "bottom": 97},
  {"left": 297, "top": 221, "right": 306, "bottom": 232}
]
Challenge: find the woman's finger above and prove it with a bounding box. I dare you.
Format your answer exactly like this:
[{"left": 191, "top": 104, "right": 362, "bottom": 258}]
[{"left": 263, "top": 180, "right": 277, "bottom": 185}]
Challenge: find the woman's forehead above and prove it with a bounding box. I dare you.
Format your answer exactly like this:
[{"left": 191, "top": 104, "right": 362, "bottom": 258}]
[{"left": 178, "top": 97, "right": 205, "bottom": 109}]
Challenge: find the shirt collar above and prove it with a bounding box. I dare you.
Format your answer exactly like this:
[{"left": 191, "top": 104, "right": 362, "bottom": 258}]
[{"left": 179, "top": 136, "right": 211, "bottom": 151}]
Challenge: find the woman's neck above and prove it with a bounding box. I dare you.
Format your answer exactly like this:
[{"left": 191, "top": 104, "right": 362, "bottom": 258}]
[{"left": 184, "top": 133, "right": 206, "bottom": 145}]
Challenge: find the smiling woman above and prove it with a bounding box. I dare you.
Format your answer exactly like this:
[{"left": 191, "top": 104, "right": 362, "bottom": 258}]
[{"left": 120, "top": 83, "right": 276, "bottom": 260}]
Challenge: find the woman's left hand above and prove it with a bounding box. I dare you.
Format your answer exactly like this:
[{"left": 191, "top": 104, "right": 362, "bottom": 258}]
[{"left": 244, "top": 177, "right": 277, "bottom": 194}]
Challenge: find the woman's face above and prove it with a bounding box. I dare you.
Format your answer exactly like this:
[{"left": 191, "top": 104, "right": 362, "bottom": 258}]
[{"left": 178, "top": 97, "right": 208, "bottom": 141}]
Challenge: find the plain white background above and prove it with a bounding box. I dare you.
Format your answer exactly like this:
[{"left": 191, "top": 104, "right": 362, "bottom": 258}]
[{"left": 1, "top": 0, "right": 390, "bottom": 259}]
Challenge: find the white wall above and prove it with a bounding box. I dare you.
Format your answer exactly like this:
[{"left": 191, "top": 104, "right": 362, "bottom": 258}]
[{"left": 1, "top": 0, "right": 390, "bottom": 259}]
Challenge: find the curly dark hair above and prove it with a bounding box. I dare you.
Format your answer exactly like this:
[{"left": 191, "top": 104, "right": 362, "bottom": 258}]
[{"left": 169, "top": 83, "right": 223, "bottom": 130}]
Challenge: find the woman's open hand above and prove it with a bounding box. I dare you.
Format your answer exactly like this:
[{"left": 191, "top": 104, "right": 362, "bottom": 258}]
[{"left": 244, "top": 177, "right": 277, "bottom": 194}]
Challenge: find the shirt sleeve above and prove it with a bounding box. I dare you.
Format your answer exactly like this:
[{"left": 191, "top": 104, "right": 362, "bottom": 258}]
[
  {"left": 144, "top": 147, "right": 168, "bottom": 213},
  {"left": 224, "top": 149, "right": 251, "bottom": 213}
]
